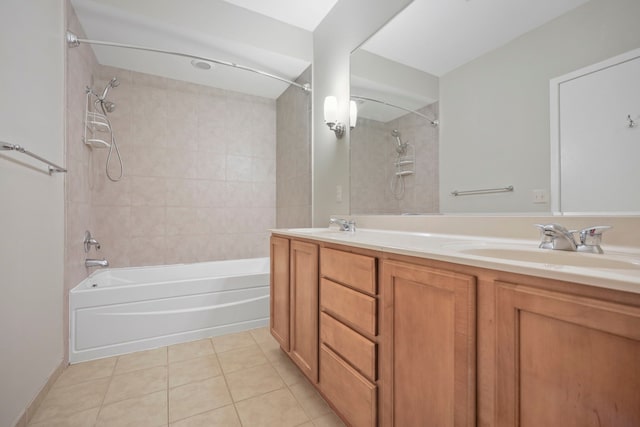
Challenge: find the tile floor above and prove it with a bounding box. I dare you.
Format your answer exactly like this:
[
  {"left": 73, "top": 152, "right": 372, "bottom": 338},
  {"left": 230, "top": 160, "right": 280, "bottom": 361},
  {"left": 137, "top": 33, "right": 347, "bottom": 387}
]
[{"left": 29, "top": 328, "right": 345, "bottom": 427}]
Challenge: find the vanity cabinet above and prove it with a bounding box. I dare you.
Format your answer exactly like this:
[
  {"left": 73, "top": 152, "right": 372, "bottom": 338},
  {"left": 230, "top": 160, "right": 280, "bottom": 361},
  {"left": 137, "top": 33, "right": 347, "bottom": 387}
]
[
  {"left": 319, "top": 247, "right": 378, "bottom": 427},
  {"left": 269, "top": 236, "right": 319, "bottom": 382},
  {"left": 380, "top": 260, "right": 476, "bottom": 427},
  {"left": 495, "top": 281, "right": 640, "bottom": 426},
  {"left": 271, "top": 233, "right": 640, "bottom": 427},
  {"left": 270, "top": 236, "right": 290, "bottom": 350}
]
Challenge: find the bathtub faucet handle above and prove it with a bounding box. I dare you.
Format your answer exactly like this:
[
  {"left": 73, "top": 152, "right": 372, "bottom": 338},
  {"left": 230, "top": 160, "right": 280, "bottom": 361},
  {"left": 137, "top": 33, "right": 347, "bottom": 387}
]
[{"left": 84, "top": 230, "right": 101, "bottom": 252}]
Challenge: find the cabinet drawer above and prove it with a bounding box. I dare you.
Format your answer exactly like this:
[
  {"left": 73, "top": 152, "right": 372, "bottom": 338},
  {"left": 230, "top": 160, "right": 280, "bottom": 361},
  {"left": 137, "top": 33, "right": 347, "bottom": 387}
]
[
  {"left": 320, "top": 344, "right": 377, "bottom": 427},
  {"left": 320, "top": 247, "right": 376, "bottom": 295},
  {"left": 320, "top": 312, "right": 376, "bottom": 381},
  {"left": 320, "top": 278, "right": 376, "bottom": 336}
]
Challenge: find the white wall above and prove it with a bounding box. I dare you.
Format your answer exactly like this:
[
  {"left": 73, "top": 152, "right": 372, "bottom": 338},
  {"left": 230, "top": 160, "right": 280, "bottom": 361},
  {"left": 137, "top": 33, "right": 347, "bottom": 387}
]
[
  {"left": 0, "top": 1, "right": 65, "bottom": 426},
  {"left": 439, "top": 0, "right": 640, "bottom": 213},
  {"left": 312, "top": 0, "right": 412, "bottom": 226}
]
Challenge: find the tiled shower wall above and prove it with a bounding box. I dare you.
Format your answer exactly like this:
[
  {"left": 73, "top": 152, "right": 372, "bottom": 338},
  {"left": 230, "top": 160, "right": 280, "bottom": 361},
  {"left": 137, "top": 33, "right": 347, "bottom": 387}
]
[
  {"left": 87, "top": 66, "right": 276, "bottom": 267},
  {"left": 276, "top": 67, "right": 312, "bottom": 228},
  {"left": 65, "top": 2, "right": 96, "bottom": 360},
  {"left": 350, "top": 103, "right": 439, "bottom": 214}
]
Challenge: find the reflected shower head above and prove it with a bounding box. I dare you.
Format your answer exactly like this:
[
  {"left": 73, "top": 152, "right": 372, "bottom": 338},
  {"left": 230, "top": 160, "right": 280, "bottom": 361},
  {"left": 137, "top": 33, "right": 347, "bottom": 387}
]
[
  {"left": 100, "top": 77, "right": 119, "bottom": 100},
  {"left": 102, "top": 101, "right": 116, "bottom": 113}
]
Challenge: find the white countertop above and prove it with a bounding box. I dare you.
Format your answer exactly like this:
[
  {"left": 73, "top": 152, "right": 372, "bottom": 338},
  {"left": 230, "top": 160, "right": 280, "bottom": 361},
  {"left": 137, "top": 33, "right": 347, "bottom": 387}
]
[{"left": 271, "top": 227, "right": 640, "bottom": 295}]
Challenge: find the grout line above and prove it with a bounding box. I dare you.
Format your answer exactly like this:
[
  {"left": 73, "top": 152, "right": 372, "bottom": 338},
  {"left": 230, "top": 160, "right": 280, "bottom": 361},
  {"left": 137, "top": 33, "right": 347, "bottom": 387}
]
[{"left": 93, "top": 355, "right": 120, "bottom": 425}]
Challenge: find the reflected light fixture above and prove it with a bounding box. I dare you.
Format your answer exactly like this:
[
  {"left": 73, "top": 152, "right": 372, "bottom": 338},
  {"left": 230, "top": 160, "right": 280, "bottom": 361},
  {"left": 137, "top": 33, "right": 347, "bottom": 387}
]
[{"left": 324, "top": 96, "right": 359, "bottom": 138}]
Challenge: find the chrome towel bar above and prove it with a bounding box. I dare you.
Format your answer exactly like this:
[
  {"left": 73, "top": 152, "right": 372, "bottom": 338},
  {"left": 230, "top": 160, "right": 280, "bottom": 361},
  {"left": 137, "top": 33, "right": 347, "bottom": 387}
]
[
  {"left": 451, "top": 185, "right": 513, "bottom": 196},
  {"left": 1, "top": 141, "right": 67, "bottom": 174}
]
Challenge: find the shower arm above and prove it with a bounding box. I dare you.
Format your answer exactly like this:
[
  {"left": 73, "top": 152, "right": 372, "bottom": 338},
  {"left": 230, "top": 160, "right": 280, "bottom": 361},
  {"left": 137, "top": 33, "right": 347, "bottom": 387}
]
[{"left": 65, "top": 31, "right": 311, "bottom": 93}]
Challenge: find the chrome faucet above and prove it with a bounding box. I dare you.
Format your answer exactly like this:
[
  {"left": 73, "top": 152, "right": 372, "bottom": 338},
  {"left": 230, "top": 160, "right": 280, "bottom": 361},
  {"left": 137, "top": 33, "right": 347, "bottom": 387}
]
[
  {"left": 330, "top": 217, "right": 356, "bottom": 232},
  {"left": 535, "top": 224, "right": 611, "bottom": 254},
  {"left": 84, "top": 230, "right": 101, "bottom": 252},
  {"left": 85, "top": 258, "right": 109, "bottom": 268}
]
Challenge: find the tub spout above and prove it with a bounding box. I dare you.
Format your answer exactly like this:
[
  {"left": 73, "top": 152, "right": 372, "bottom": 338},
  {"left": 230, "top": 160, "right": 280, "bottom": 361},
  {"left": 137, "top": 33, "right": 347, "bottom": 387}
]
[{"left": 85, "top": 258, "right": 109, "bottom": 268}]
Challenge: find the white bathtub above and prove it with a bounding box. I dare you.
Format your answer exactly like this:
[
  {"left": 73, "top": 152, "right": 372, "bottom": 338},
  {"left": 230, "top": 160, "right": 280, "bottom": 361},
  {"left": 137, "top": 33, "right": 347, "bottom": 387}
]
[{"left": 69, "top": 258, "right": 270, "bottom": 363}]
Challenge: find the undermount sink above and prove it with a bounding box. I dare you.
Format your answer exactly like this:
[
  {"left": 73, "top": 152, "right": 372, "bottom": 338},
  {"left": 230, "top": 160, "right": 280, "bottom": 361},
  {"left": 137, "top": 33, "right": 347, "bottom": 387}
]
[{"left": 460, "top": 247, "right": 640, "bottom": 270}]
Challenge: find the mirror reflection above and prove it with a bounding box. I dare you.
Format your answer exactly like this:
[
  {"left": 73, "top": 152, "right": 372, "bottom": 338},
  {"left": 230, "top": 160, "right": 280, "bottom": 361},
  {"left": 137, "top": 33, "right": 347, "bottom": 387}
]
[{"left": 350, "top": 0, "right": 640, "bottom": 215}]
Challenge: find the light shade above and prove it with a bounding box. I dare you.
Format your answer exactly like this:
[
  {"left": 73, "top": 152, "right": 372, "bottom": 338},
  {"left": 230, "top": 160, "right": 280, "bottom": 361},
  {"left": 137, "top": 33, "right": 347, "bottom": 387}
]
[{"left": 324, "top": 96, "right": 338, "bottom": 125}]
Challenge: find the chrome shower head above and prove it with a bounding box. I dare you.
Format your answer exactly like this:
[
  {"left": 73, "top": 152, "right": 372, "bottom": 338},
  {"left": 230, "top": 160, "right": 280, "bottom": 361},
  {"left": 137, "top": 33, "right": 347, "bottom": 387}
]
[
  {"left": 102, "top": 101, "right": 116, "bottom": 113},
  {"left": 100, "top": 77, "right": 119, "bottom": 100}
]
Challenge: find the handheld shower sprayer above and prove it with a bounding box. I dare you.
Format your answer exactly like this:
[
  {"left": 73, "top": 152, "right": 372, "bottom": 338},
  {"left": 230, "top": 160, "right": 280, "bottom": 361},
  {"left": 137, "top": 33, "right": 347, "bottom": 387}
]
[
  {"left": 391, "top": 129, "right": 407, "bottom": 154},
  {"left": 100, "top": 77, "right": 119, "bottom": 100}
]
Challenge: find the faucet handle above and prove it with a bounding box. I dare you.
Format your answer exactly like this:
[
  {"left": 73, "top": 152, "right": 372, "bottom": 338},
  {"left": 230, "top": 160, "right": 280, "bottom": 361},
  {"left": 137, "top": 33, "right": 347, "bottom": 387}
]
[{"left": 579, "top": 225, "right": 612, "bottom": 246}]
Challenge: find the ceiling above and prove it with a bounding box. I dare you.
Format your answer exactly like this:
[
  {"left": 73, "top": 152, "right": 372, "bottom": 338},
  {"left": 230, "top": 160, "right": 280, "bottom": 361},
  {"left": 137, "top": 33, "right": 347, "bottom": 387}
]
[{"left": 72, "top": 0, "right": 590, "bottom": 99}]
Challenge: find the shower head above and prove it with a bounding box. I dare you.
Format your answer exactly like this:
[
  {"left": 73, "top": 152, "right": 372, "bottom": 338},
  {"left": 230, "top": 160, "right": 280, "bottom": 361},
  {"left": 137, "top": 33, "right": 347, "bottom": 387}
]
[
  {"left": 100, "top": 77, "right": 119, "bottom": 100},
  {"left": 391, "top": 129, "right": 400, "bottom": 138},
  {"left": 102, "top": 101, "right": 116, "bottom": 113}
]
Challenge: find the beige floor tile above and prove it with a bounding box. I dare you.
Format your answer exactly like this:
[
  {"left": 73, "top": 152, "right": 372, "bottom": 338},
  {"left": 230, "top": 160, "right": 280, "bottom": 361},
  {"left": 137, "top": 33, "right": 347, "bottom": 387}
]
[
  {"left": 169, "top": 405, "right": 241, "bottom": 427},
  {"left": 296, "top": 423, "right": 315, "bottom": 427},
  {"left": 235, "top": 388, "right": 309, "bottom": 427},
  {"left": 54, "top": 357, "right": 117, "bottom": 388},
  {"left": 217, "top": 344, "right": 269, "bottom": 374},
  {"left": 114, "top": 347, "right": 167, "bottom": 375},
  {"left": 271, "top": 358, "right": 306, "bottom": 386},
  {"left": 96, "top": 390, "right": 167, "bottom": 427},
  {"left": 28, "top": 407, "right": 99, "bottom": 427},
  {"left": 225, "top": 363, "right": 285, "bottom": 402},
  {"left": 312, "top": 412, "right": 346, "bottom": 427},
  {"left": 104, "top": 366, "right": 167, "bottom": 404},
  {"left": 168, "top": 339, "right": 214, "bottom": 363},
  {"left": 211, "top": 331, "right": 256, "bottom": 353},
  {"left": 169, "top": 376, "right": 232, "bottom": 422},
  {"left": 248, "top": 327, "right": 273, "bottom": 344},
  {"left": 289, "top": 380, "right": 332, "bottom": 419},
  {"left": 169, "top": 354, "right": 221, "bottom": 388},
  {"left": 29, "top": 378, "right": 109, "bottom": 424},
  {"left": 258, "top": 337, "right": 289, "bottom": 363}
]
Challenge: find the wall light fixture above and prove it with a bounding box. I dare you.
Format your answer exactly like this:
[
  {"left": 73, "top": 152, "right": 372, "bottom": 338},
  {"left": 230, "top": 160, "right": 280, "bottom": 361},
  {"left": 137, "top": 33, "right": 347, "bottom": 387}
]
[{"left": 324, "top": 96, "right": 358, "bottom": 138}]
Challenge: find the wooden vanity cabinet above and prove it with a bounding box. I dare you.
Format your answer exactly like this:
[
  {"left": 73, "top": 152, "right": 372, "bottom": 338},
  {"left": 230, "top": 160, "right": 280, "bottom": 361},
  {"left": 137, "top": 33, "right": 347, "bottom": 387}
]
[
  {"left": 319, "top": 247, "right": 379, "bottom": 427},
  {"left": 271, "top": 233, "right": 640, "bottom": 427},
  {"left": 269, "top": 236, "right": 319, "bottom": 383},
  {"left": 269, "top": 236, "right": 290, "bottom": 350},
  {"left": 495, "top": 281, "right": 640, "bottom": 427},
  {"left": 380, "top": 259, "right": 477, "bottom": 427}
]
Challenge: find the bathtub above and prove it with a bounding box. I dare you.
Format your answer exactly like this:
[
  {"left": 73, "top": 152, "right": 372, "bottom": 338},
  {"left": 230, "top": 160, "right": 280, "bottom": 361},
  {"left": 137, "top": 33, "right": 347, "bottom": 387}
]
[{"left": 69, "top": 257, "right": 270, "bottom": 363}]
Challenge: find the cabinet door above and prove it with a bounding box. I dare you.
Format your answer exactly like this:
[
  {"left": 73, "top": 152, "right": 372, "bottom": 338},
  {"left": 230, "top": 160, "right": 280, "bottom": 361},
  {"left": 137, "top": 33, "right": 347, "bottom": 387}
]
[
  {"left": 381, "top": 260, "right": 476, "bottom": 427},
  {"left": 496, "top": 282, "right": 640, "bottom": 427},
  {"left": 270, "top": 236, "right": 290, "bottom": 350},
  {"left": 290, "top": 240, "right": 319, "bottom": 382}
]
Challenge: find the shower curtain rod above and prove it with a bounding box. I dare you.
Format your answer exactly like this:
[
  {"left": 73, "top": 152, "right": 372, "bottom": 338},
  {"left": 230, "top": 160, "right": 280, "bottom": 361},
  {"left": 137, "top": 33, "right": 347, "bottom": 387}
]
[
  {"left": 65, "top": 31, "right": 311, "bottom": 93},
  {"left": 351, "top": 94, "right": 439, "bottom": 127}
]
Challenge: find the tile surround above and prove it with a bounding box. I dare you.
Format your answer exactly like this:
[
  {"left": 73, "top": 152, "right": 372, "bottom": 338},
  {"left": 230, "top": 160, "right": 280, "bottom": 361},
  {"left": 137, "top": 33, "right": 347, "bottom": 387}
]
[
  {"left": 27, "top": 328, "right": 345, "bottom": 427},
  {"left": 351, "top": 103, "right": 439, "bottom": 215}
]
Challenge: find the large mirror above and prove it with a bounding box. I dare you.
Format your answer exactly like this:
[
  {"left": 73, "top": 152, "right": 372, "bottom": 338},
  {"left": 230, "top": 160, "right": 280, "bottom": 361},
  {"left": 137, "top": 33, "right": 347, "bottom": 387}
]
[{"left": 350, "top": 0, "right": 640, "bottom": 215}]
